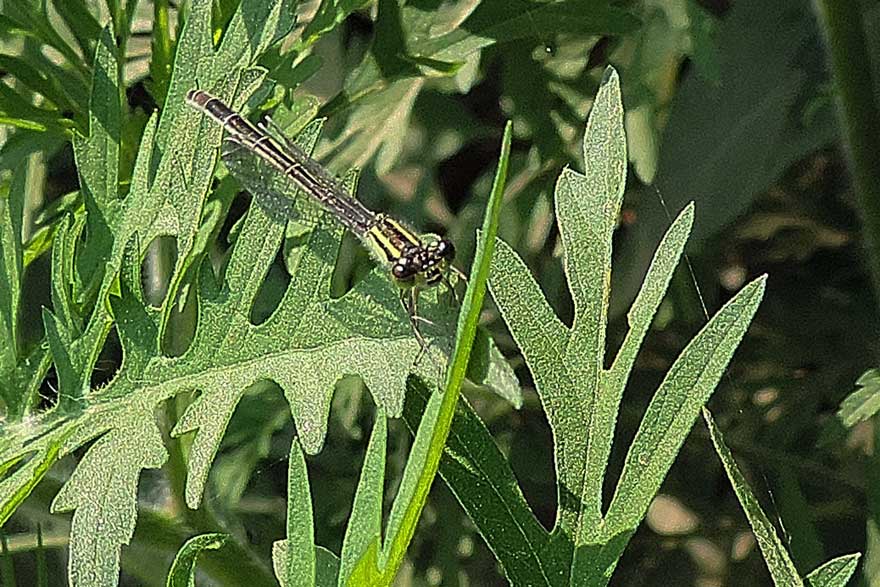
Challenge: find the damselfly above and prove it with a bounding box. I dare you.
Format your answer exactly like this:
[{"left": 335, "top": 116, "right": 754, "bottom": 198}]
[{"left": 185, "top": 90, "right": 459, "bottom": 344}]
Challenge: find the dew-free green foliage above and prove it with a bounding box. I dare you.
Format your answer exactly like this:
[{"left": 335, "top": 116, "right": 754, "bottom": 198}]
[
  {"left": 405, "top": 67, "right": 766, "bottom": 587},
  {"left": 838, "top": 368, "right": 880, "bottom": 427},
  {"left": 166, "top": 532, "right": 230, "bottom": 587},
  {"left": 312, "top": 0, "right": 638, "bottom": 172},
  {"left": 0, "top": 0, "right": 519, "bottom": 585},
  {"left": 0, "top": 0, "right": 868, "bottom": 586},
  {"left": 1, "top": 0, "right": 527, "bottom": 576},
  {"left": 400, "top": 69, "right": 859, "bottom": 587},
  {"left": 704, "top": 408, "right": 860, "bottom": 587}
]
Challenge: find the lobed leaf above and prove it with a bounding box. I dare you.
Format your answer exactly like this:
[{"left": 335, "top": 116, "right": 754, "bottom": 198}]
[
  {"left": 483, "top": 67, "right": 769, "bottom": 585},
  {"left": 280, "top": 438, "right": 315, "bottom": 587},
  {"left": 601, "top": 275, "right": 766, "bottom": 533},
  {"left": 838, "top": 368, "right": 880, "bottom": 427}
]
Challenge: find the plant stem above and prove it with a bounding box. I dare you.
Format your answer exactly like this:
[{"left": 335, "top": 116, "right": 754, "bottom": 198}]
[
  {"left": 377, "top": 122, "right": 512, "bottom": 584},
  {"left": 814, "top": 0, "right": 880, "bottom": 303}
]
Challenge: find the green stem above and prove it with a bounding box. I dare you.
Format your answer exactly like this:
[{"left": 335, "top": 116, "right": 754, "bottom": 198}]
[
  {"left": 151, "top": 0, "right": 174, "bottom": 107},
  {"left": 377, "top": 361, "right": 465, "bottom": 583},
  {"left": 377, "top": 122, "right": 512, "bottom": 584},
  {"left": 814, "top": 0, "right": 880, "bottom": 302}
]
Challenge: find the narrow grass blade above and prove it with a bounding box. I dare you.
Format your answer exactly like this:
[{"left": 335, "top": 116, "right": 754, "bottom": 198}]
[
  {"left": 166, "top": 533, "right": 229, "bottom": 587},
  {"left": 403, "top": 378, "right": 555, "bottom": 585},
  {"left": 350, "top": 122, "right": 512, "bottom": 585},
  {"left": 703, "top": 408, "right": 803, "bottom": 587}
]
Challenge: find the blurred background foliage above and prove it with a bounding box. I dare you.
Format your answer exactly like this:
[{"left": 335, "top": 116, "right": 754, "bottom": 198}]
[{"left": 1, "top": 0, "right": 879, "bottom": 585}]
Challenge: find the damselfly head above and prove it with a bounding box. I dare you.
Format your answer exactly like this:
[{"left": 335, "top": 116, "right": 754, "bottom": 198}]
[
  {"left": 391, "top": 237, "right": 455, "bottom": 288},
  {"left": 433, "top": 238, "right": 455, "bottom": 263}
]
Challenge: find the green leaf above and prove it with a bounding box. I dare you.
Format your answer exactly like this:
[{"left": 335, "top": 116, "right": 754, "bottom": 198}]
[
  {"left": 0, "top": 5, "right": 801, "bottom": 586},
  {"left": 0, "top": 436, "right": 65, "bottom": 529},
  {"left": 347, "top": 369, "right": 447, "bottom": 585},
  {"left": 805, "top": 553, "right": 861, "bottom": 587},
  {"left": 838, "top": 368, "right": 880, "bottom": 427},
  {"left": 48, "top": 214, "right": 85, "bottom": 342},
  {"left": 274, "top": 544, "right": 340, "bottom": 587},
  {"left": 145, "top": 0, "right": 292, "bottom": 318},
  {"left": 0, "top": 171, "right": 25, "bottom": 399},
  {"left": 50, "top": 397, "right": 168, "bottom": 587},
  {"left": 338, "top": 412, "right": 387, "bottom": 583},
  {"left": 0, "top": 54, "right": 81, "bottom": 116},
  {"left": 0, "top": 165, "right": 55, "bottom": 416},
  {"left": 268, "top": 52, "right": 323, "bottom": 91},
  {"left": 314, "top": 0, "right": 422, "bottom": 173},
  {"left": 704, "top": 409, "right": 860, "bottom": 587},
  {"left": 278, "top": 438, "right": 315, "bottom": 587},
  {"left": 240, "top": 0, "right": 298, "bottom": 55},
  {"left": 0, "top": 0, "right": 89, "bottom": 78},
  {"left": 599, "top": 276, "right": 766, "bottom": 538},
  {"left": 0, "top": 130, "right": 67, "bottom": 176},
  {"left": 491, "top": 69, "right": 632, "bottom": 545},
  {"left": 0, "top": 39, "right": 89, "bottom": 131},
  {"left": 50, "top": 0, "right": 102, "bottom": 60},
  {"left": 171, "top": 128, "right": 457, "bottom": 505},
  {"left": 414, "top": 0, "right": 639, "bottom": 64},
  {"left": 3, "top": 6, "right": 511, "bottom": 587},
  {"left": 702, "top": 408, "right": 804, "bottom": 586},
  {"left": 402, "top": 378, "right": 554, "bottom": 585},
  {"left": 499, "top": 39, "right": 594, "bottom": 161},
  {"left": 320, "top": 0, "right": 638, "bottom": 165},
  {"left": 466, "top": 329, "right": 523, "bottom": 409},
  {"left": 0, "top": 2, "right": 319, "bottom": 585},
  {"left": 18, "top": 26, "right": 123, "bottom": 423},
  {"left": 73, "top": 26, "right": 124, "bottom": 294},
  {"left": 298, "top": 0, "right": 372, "bottom": 51},
  {"left": 0, "top": 83, "right": 75, "bottom": 136},
  {"left": 166, "top": 533, "right": 230, "bottom": 587},
  {"left": 482, "top": 67, "right": 767, "bottom": 585},
  {"left": 318, "top": 78, "right": 423, "bottom": 175}
]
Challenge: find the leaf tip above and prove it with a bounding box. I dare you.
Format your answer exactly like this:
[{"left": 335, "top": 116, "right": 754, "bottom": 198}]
[{"left": 601, "top": 65, "right": 619, "bottom": 86}]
